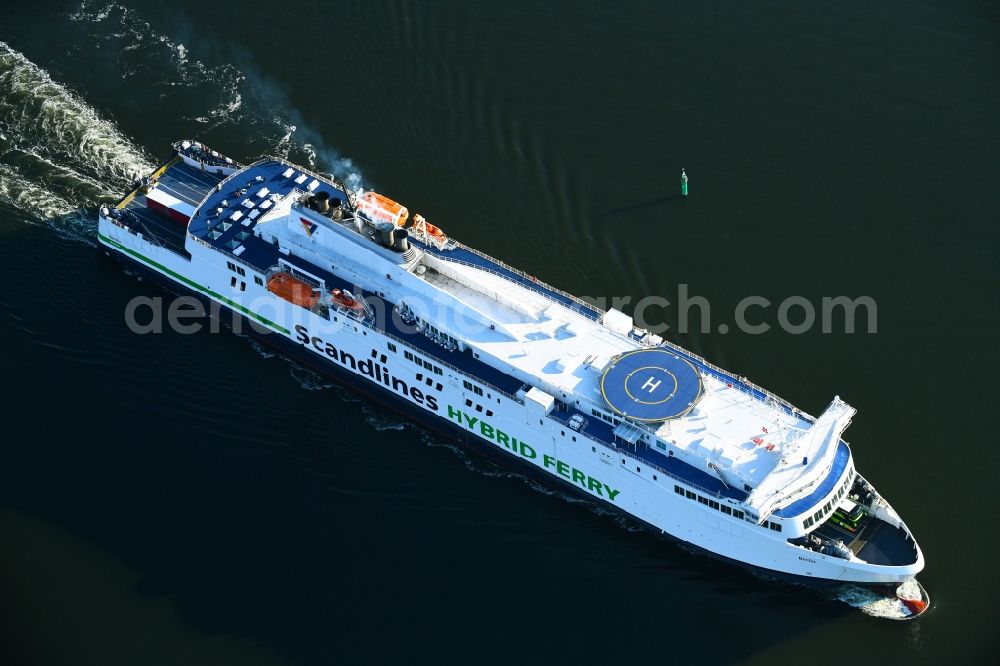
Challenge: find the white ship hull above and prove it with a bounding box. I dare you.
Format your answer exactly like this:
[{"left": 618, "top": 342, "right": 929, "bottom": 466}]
[{"left": 97, "top": 209, "right": 923, "bottom": 586}]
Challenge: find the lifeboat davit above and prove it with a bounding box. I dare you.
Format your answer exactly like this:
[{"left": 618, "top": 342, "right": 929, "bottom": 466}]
[
  {"left": 331, "top": 288, "right": 363, "bottom": 310},
  {"left": 413, "top": 213, "right": 446, "bottom": 239}
]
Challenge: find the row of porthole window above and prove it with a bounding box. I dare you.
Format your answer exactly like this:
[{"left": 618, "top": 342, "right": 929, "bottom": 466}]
[
  {"left": 403, "top": 349, "right": 443, "bottom": 375},
  {"left": 673, "top": 484, "right": 782, "bottom": 532},
  {"left": 425, "top": 322, "right": 459, "bottom": 347},
  {"left": 591, "top": 408, "right": 622, "bottom": 426},
  {"left": 674, "top": 484, "right": 749, "bottom": 521},
  {"left": 389, "top": 342, "right": 495, "bottom": 406}
]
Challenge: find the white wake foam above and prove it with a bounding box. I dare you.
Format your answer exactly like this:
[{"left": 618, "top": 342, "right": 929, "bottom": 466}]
[
  {"left": 834, "top": 584, "right": 921, "bottom": 620},
  {"left": 0, "top": 40, "right": 153, "bottom": 237},
  {"left": 0, "top": 41, "right": 153, "bottom": 186},
  {"left": 0, "top": 163, "right": 78, "bottom": 221}
]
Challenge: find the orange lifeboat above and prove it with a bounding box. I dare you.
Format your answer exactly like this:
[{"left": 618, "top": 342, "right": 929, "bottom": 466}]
[
  {"left": 413, "top": 213, "right": 446, "bottom": 240},
  {"left": 331, "top": 288, "right": 364, "bottom": 311},
  {"left": 267, "top": 272, "right": 318, "bottom": 308},
  {"left": 357, "top": 191, "right": 409, "bottom": 227}
]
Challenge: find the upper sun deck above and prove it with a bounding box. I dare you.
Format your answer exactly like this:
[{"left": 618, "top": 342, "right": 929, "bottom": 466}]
[{"left": 186, "top": 158, "right": 352, "bottom": 260}]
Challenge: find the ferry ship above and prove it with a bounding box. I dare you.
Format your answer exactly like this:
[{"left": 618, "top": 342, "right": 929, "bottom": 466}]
[{"left": 99, "top": 141, "right": 928, "bottom": 616}]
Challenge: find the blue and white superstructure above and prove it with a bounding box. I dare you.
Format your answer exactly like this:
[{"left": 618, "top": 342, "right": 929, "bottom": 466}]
[{"left": 98, "top": 141, "right": 928, "bottom": 615}]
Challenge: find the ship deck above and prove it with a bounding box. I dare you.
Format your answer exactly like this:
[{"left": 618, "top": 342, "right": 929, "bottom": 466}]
[
  {"left": 815, "top": 512, "right": 919, "bottom": 566},
  {"left": 116, "top": 158, "right": 226, "bottom": 256},
  {"left": 186, "top": 159, "right": 319, "bottom": 254}
]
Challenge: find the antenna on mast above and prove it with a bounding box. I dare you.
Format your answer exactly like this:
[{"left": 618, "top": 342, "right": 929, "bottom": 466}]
[{"left": 331, "top": 174, "right": 358, "bottom": 212}]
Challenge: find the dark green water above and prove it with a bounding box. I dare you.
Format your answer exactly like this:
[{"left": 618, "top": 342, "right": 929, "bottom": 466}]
[{"left": 1, "top": 1, "right": 997, "bottom": 663}]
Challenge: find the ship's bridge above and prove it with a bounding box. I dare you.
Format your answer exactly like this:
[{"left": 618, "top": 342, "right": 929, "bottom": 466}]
[{"left": 599, "top": 349, "right": 703, "bottom": 422}]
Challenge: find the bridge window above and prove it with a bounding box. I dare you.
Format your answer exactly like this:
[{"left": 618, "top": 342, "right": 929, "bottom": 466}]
[
  {"left": 709, "top": 500, "right": 720, "bottom": 510},
  {"left": 254, "top": 276, "right": 263, "bottom": 286},
  {"left": 685, "top": 490, "right": 696, "bottom": 500},
  {"left": 721, "top": 505, "right": 732, "bottom": 515},
  {"left": 404, "top": 351, "right": 414, "bottom": 362},
  {"left": 733, "top": 511, "right": 745, "bottom": 520},
  {"left": 769, "top": 522, "right": 782, "bottom": 532},
  {"left": 387, "top": 342, "right": 397, "bottom": 353},
  {"left": 697, "top": 496, "right": 709, "bottom": 506}
]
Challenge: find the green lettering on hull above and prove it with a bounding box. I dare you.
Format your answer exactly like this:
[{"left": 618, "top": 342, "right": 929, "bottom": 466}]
[{"left": 450, "top": 406, "right": 621, "bottom": 502}]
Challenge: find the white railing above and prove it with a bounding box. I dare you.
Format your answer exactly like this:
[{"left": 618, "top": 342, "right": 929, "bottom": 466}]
[
  {"left": 105, "top": 215, "right": 167, "bottom": 249},
  {"left": 448, "top": 242, "right": 605, "bottom": 317},
  {"left": 187, "top": 234, "right": 262, "bottom": 276},
  {"left": 558, "top": 415, "right": 731, "bottom": 500},
  {"left": 657, "top": 338, "right": 813, "bottom": 421}
]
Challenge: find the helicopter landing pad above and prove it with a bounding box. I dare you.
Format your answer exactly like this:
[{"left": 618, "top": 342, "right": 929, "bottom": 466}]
[{"left": 599, "top": 349, "right": 703, "bottom": 422}]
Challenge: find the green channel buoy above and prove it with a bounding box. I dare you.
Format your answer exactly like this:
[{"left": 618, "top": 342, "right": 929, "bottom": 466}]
[{"left": 681, "top": 168, "right": 688, "bottom": 197}]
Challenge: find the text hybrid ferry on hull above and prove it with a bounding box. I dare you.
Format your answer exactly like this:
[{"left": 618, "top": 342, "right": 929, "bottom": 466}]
[{"left": 98, "top": 141, "right": 928, "bottom": 618}]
